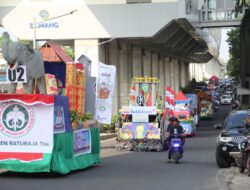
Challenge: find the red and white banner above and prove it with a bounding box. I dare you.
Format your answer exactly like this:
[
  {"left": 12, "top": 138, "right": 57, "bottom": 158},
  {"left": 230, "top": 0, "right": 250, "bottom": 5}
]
[
  {"left": 165, "top": 86, "right": 175, "bottom": 110},
  {"left": 0, "top": 94, "right": 54, "bottom": 162}
]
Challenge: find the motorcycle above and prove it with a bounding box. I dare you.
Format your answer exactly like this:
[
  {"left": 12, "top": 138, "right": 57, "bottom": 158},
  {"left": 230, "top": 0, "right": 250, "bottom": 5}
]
[
  {"left": 213, "top": 100, "right": 220, "bottom": 111},
  {"left": 238, "top": 137, "right": 250, "bottom": 176},
  {"left": 170, "top": 134, "right": 184, "bottom": 164}
]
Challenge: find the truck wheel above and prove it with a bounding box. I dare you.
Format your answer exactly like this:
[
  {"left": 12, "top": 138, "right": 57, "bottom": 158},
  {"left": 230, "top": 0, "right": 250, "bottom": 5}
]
[{"left": 216, "top": 151, "right": 230, "bottom": 168}]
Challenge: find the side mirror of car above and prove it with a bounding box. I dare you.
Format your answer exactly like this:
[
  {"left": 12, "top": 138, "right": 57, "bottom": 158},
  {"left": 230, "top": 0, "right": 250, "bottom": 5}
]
[{"left": 214, "top": 123, "right": 223, "bottom": 130}]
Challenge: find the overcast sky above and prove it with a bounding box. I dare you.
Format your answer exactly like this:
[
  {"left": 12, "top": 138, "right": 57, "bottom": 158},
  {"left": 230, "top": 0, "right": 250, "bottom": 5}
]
[{"left": 219, "top": 28, "right": 230, "bottom": 63}]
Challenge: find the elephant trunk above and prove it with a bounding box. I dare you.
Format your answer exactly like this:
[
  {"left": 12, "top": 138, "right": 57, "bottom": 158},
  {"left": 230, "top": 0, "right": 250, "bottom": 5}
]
[{"left": 9, "top": 60, "right": 19, "bottom": 71}]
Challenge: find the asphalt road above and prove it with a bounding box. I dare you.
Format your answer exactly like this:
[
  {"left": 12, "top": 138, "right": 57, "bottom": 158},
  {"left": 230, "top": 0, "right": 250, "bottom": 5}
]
[{"left": 0, "top": 105, "right": 231, "bottom": 190}]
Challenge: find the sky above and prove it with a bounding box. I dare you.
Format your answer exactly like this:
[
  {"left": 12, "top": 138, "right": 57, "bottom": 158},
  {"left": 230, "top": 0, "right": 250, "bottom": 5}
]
[
  {"left": 0, "top": 26, "right": 18, "bottom": 41},
  {"left": 219, "top": 29, "right": 230, "bottom": 63}
]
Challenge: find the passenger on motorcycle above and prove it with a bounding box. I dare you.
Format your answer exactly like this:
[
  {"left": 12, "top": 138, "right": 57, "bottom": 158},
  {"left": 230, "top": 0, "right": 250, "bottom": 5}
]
[{"left": 166, "top": 117, "right": 185, "bottom": 162}]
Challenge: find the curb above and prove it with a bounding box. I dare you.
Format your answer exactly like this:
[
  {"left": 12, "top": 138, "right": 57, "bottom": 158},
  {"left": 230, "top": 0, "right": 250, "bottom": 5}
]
[
  {"left": 217, "top": 169, "right": 231, "bottom": 190},
  {"left": 100, "top": 133, "right": 116, "bottom": 141},
  {"left": 217, "top": 167, "right": 250, "bottom": 190}
]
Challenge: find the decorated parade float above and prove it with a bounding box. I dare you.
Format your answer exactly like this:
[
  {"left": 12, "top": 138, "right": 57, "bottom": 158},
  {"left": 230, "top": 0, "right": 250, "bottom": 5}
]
[
  {"left": 116, "top": 77, "right": 164, "bottom": 151},
  {"left": 195, "top": 89, "right": 214, "bottom": 120},
  {"left": 0, "top": 33, "right": 100, "bottom": 174},
  {"left": 185, "top": 93, "right": 199, "bottom": 127},
  {"left": 173, "top": 91, "right": 196, "bottom": 137}
]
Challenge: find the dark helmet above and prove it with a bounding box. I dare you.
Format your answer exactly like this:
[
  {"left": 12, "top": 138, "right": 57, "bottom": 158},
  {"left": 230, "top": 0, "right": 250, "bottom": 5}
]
[{"left": 169, "top": 116, "right": 179, "bottom": 122}]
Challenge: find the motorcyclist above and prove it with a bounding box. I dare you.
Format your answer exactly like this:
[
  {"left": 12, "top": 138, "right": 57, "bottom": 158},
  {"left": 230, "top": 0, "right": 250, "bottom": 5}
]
[
  {"left": 166, "top": 117, "right": 185, "bottom": 162},
  {"left": 231, "top": 99, "right": 239, "bottom": 110}
]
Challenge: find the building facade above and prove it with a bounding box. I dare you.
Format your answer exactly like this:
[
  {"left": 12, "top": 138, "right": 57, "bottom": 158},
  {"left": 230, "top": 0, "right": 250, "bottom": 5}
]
[{"left": 0, "top": 0, "right": 218, "bottom": 114}]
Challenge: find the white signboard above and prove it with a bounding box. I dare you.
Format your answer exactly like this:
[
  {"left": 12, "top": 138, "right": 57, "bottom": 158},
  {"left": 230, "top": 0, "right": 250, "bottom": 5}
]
[
  {"left": 96, "top": 63, "right": 116, "bottom": 124},
  {"left": 129, "top": 106, "right": 157, "bottom": 115},
  {"left": 0, "top": 101, "right": 54, "bottom": 153},
  {"left": 132, "top": 114, "right": 149, "bottom": 123},
  {"left": 6, "top": 65, "right": 27, "bottom": 83}
]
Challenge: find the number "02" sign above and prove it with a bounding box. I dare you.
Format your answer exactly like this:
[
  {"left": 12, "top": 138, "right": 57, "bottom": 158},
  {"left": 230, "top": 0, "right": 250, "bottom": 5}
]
[{"left": 6, "top": 65, "right": 27, "bottom": 83}]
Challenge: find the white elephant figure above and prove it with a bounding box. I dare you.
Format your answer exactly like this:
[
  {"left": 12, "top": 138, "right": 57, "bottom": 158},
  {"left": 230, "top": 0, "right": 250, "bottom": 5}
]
[{"left": 1, "top": 32, "right": 46, "bottom": 94}]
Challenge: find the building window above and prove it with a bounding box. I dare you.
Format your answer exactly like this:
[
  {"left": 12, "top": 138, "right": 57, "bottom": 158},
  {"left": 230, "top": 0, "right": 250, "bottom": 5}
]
[{"left": 126, "top": 0, "right": 151, "bottom": 4}]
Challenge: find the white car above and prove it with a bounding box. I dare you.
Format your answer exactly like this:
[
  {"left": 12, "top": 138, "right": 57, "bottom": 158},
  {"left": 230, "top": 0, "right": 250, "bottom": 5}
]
[{"left": 220, "top": 94, "right": 232, "bottom": 105}]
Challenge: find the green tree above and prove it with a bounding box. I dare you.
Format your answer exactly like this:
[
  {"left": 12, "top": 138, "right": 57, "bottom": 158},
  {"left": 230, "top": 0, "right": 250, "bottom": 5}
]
[
  {"left": 235, "top": 0, "right": 250, "bottom": 16},
  {"left": 64, "top": 46, "right": 75, "bottom": 60},
  {"left": 0, "top": 36, "right": 2, "bottom": 48},
  {"left": 226, "top": 28, "right": 240, "bottom": 79}
]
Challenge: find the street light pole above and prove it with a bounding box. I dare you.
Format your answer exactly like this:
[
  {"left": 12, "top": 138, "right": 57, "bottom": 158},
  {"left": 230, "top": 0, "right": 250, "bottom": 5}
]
[
  {"left": 32, "top": 10, "right": 78, "bottom": 49},
  {"left": 33, "top": 17, "right": 37, "bottom": 49}
]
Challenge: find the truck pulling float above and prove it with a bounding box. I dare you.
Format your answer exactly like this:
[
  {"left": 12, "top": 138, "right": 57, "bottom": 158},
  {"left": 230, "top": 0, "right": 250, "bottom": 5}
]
[
  {"left": 173, "top": 91, "right": 196, "bottom": 137},
  {"left": 196, "top": 90, "right": 214, "bottom": 119},
  {"left": 116, "top": 77, "right": 164, "bottom": 151}
]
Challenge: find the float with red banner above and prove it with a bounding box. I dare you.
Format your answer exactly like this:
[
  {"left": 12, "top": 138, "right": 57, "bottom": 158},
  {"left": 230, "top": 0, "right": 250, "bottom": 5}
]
[
  {"left": 0, "top": 42, "right": 100, "bottom": 174},
  {"left": 0, "top": 94, "right": 54, "bottom": 171},
  {"left": 173, "top": 91, "right": 196, "bottom": 137}
]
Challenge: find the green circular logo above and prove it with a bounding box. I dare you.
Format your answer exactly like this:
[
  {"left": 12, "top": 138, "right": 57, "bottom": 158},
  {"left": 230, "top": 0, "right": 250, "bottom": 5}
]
[
  {"left": 3, "top": 104, "right": 29, "bottom": 132},
  {"left": 0, "top": 103, "right": 35, "bottom": 137},
  {"left": 141, "top": 84, "right": 149, "bottom": 92}
]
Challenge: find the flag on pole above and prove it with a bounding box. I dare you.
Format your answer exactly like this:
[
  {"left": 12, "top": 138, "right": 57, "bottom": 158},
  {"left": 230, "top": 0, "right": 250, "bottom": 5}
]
[{"left": 165, "top": 86, "right": 175, "bottom": 110}]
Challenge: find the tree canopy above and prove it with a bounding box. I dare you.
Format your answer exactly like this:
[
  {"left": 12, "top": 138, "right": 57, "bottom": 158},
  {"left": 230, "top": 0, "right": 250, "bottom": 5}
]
[
  {"left": 235, "top": 0, "right": 250, "bottom": 16},
  {"left": 226, "top": 28, "right": 240, "bottom": 79}
]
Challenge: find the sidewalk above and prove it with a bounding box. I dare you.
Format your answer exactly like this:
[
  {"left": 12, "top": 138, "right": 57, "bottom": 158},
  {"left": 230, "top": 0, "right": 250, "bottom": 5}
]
[
  {"left": 100, "top": 132, "right": 116, "bottom": 141},
  {"left": 218, "top": 167, "right": 250, "bottom": 190}
]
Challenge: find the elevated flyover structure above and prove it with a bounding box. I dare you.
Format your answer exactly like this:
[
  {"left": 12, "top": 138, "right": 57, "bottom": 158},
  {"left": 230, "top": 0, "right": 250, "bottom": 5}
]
[{"left": 0, "top": 0, "right": 219, "bottom": 114}]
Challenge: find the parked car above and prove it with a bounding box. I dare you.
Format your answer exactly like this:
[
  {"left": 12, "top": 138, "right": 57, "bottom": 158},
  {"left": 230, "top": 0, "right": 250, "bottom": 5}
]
[
  {"left": 215, "top": 110, "right": 250, "bottom": 168},
  {"left": 220, "top": 94, "right": 232, "bottom": 105}
]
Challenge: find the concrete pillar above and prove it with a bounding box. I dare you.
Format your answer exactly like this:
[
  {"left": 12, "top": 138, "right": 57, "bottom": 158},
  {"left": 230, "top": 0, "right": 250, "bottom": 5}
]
[
  {"left": 169, "top": 58, "right": 175, "bottom": 90},
  {"left": 180, "top": 61, "right": 186, "bottom": 88},
  {"left": 133, "top": 47, "right": 142, "bottom": 77},
  {"left": 174, "top": 59, "right": 180, "bottom": 92},
  {"left": 119, "top": 42, "right": 129, "bottom": 108},
  {"left": 165, "top": 57, "right": 171, "bottom": 87},
  {"left": 143, "top": 50, "right": 151, "bottom": 77},
  {"left": 159, "top": 56, "right": 165, "bottom": 96},
  {"left": 106, "top": 40, "right": 120, "bottom": 115},
  {"left": 186, "top": 63, "right": 190, "bottom": 82},
  {"left": 152, "top": 53, "right": 158, "bottom": 78},
  {"left": 127, "top": 44, "right": 133, "bottom": 81},
  {"left": 98, "top": 41, "right": 105, "bottom": 63}
]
